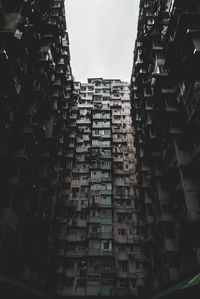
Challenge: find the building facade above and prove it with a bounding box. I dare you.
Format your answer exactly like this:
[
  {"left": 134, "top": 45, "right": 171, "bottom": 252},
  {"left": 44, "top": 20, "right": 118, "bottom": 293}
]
[
  {"left": 131, "top": 0, "right": 200, "bottom": 296},
  {"left": 55, "top": 78, "right": 146, "bottom": 297},
  {"left": 0, "top": 0, "right": 75, "bottom": 296}
]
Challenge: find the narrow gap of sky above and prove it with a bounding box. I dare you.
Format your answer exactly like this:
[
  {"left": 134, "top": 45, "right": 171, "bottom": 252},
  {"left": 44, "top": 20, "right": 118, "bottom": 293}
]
[{"left": 66, "top": 0, "right": 140, "bottom": 83}]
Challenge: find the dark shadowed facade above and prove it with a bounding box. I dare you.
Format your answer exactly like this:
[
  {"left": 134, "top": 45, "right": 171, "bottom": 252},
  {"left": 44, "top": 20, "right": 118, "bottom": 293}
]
[
  {"left": 0, "top": 0, "right": 75, "bottom": 297},
  {"left": 131, "top": 0, "right": 200, "bottom": 297}
]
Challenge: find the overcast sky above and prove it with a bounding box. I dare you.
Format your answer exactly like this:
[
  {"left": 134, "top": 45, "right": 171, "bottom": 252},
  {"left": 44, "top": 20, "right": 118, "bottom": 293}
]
[{"left": 66, "top": 0, "right": 140, "bottom": 83}]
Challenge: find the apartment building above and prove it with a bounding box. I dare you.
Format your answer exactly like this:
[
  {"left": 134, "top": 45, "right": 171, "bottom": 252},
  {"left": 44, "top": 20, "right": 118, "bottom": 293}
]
[
  {"left": 131, "top": 0, "right": 200, "bottom": 297},
  {"left": 55, "top": 78, "right": 146, "bottom": 297},
  {"left": 0, "top": 0, "right": 75, "bottom": 297}
]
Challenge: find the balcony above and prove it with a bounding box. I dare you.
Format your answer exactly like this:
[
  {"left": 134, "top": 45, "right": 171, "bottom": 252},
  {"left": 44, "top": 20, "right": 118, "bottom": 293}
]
[
  {"left": 100, "top": 250, "right": 112, "bottom": 256},
  {"left": 77, "top": 119, "right": 91, "bottom": 125},
  {"left": 131, "top": 252, "right": 146, "bottom": 263},
  {"left": 90, "top": 176, "right": 101, "bottom": 183},
  {"left": 115, "top": 180, "right": 125, "bottom": 187},
  {"left": 113, "top": 137, "right": 123, "bottom": 143},
  {"left": 87, "top": 249, "right": 100, "bottom": 256},
  {"left": 114, "top": 234, "right": 127, "bottom": 244},
  {"left": 66, "top": 234, "right": 86, "bottom": 242},
  {"left": 116, "top": 270, "right": 128, "bottom": 278},
  {"left": 88, "top": 217, "right": 101, "bottom": 224},
  {"left": 113, "top": 157, "right": 123, "bottom": 162},
  {"left": 89, "top": 232, "right": 101, "bottom": 239},
  {"left": 87, "top": 286, "right": 100, "bottom": 296},
  {"left": 101, "top": 153, "right": 111, "bottom": 159},
  {"left": 101, "top": 232, "right": 113, "bottom": 239},
  {"left": 112, "top": 119, "right": 121, "bottom": 125},
  {"left": 102, "top": 176, "right": 112, "bottom": 182},
  {"left": 101, "top": 189, "right": 112, "bottom": 195},
  {"left": 115, "top": 252, "right": 128, "bottom": 260},
  {"left": 101, "top": 286, "right": 112, "bottom": 296},
  {"left": 101, "top": 164, "right": 111, "bottom": 170}
]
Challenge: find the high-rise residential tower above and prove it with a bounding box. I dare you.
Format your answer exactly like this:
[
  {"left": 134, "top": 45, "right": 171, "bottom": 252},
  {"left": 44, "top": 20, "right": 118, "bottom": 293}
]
[{"left": 55, "top": 78, "right": 146, "bottom": 297}]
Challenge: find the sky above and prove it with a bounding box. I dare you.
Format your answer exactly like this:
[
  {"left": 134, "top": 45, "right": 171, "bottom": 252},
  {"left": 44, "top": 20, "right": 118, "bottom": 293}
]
[{"left": 66, "top": 0, "right": 140, "bottom": 83}]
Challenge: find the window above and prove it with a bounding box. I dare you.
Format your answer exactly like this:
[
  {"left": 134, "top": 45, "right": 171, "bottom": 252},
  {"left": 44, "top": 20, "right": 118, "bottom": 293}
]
[
  {"left": 106, "top": 183, "right": 112, "bottom": 190},
  {"left": 118, "top": 228, "right": 126, "bottom": 235},
  {"left": 118, "top": 245, "right": 125, "bottom": 252},
  {"left": 77, "top": 279, "right": 86, "bottom": 287},
  {"left": 69, "top": 230, "right": 76, "bottom": 235},
  {"left": 90, "top": 225, "right": 100, "bottom": 233},
  {"left": 101, "top": 197, "right": 111, "bottom": 206},
  {"left": 103, "top": 241, "right": 109, "bottom": 250},
  {"left": 101, "top": 240, "right": 111, "bottom": 250},
  {"left": 102, "top": 141, "right": 110, "bottom": 147},
  {"left": 89, "top": 240, "right": 99, "bottom": 249},
  {"left": 102, "top": 161, "right": 111, "bottom": 168},
  {"left": 118, "top": 214, "right": 125, "bottom": 222},
  {"left": 91, "top": 171, "right": 101, "bottom": 177},
  {"left": 52, "top": 2, "right": 61, "bottom": 8},
  {"left": 90, "top": 210, "right": 99, "bottom": 217},
  {"left": 101, "top": 208, "right": 111, "bottom": 217},
  {"left": 102, "top": 278, "right": 112, "bottom": 286},
  {"left": 95, "top": 89, "right": 101, "bottom": 94},
  {"left": 132, "top": 279, "right": 136, "bottom": 288},
  {"left": 101, "top": 225, "right": 112, "bottom": 233},
  {"left": 91, "top": 184, "right": 101, "bottom": 190},
  {"left": 87, "top": 276, "right": 100, "bottom": 285},
  {"left": 67, "top": 245, "right": 75, "bottom": 252},
  {"left": 92, "top": 139, "right": 100, "bottom": 145},
  {"left": 119, "top": 261, "right": 128, "bottom": 272},
  {"left": 65, "top": 278, "right": 74, "bottom": 287},
  {"left": 116, "top": 176, "right": 123, "bottom": 181}
]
